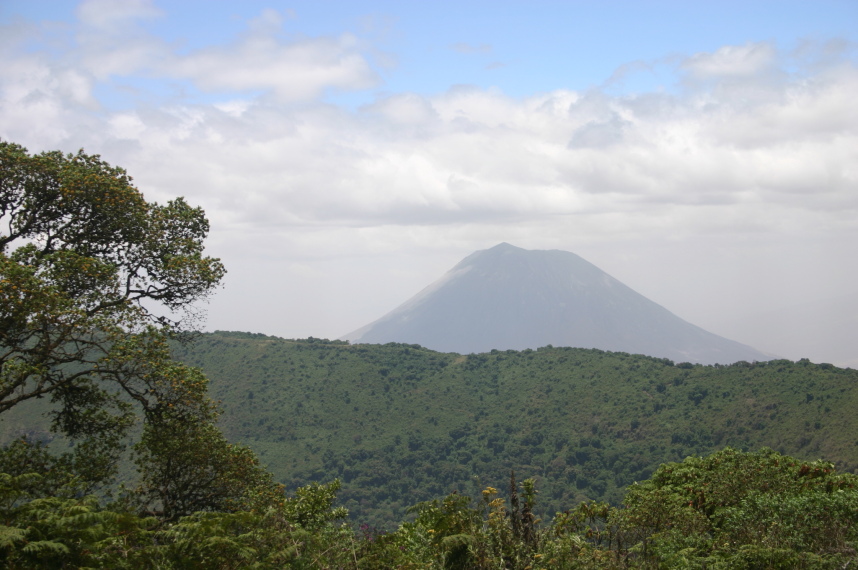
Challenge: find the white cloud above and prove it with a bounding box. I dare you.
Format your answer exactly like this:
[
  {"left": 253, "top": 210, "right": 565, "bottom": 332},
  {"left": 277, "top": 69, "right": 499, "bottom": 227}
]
[
  {"left": 69, "top": 0, "right": 169, "bottom": 82},
  {"left": 108, "top": 112, "right": 146, "bottom": 139},
  {"left": 684, "top": 42, "right": 777, "bottom": 77},
  {"left": 76, "top": 0, "right": 162, "bottom": 31},
  {"left": 360, "top": 93, "right": 439, "bottom": 125},
  {"left": 14, "top": 6, "right": 379, "bottom": 103},
  {"left": 246, "top": 8, "right": 285, "bottom": 34},
  {"left": 56, "top": 55, "right": 850, "bottom": 236},
  {"left": 4, "top": 32, "right": 855, "bottom": 231},
  {"left": 567, "top": 115, "right": 629, "bottom": 148},
  {"left": 168, "top": 33, "right": 379, "bottom": 101},
  {"left": 1, "top": 17, "right": 856, "bottom": 364}
]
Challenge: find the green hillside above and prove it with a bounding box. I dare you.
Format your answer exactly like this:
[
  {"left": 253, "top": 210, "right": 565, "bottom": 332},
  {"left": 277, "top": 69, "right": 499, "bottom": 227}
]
[{"left": 172, "top": 331, "right": 858, "bottom": 528}]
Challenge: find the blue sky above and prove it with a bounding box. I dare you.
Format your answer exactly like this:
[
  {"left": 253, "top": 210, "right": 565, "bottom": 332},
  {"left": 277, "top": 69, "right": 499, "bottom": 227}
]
[
  {"left": 6, "top": 1, "right": 857, "bottom": 105},
  {"left": 2, "top": 1, "right": 857, "bottom": 366}
]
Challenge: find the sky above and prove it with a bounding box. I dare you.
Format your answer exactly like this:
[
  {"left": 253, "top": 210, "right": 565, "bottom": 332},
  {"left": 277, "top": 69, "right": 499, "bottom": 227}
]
[{"left": 1, "top": 0, "right": 857, "bottom": 367}]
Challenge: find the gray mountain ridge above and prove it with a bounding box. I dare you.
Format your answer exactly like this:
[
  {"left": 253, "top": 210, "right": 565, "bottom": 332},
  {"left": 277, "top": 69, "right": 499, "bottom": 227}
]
[{"left": 344, "top": 243, "right": 771, "bottom": 365}]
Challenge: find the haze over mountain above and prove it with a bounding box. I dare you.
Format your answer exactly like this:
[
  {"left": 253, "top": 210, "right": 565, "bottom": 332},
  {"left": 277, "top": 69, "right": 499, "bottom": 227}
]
[{"left": 344, "top": 243, "right": 770, "bottom": 365}]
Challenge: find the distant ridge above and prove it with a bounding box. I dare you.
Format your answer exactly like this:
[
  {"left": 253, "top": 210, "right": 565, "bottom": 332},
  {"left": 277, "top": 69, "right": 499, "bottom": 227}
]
[{"left": 344, "top": 243, "right": 770, "bottom": 364}]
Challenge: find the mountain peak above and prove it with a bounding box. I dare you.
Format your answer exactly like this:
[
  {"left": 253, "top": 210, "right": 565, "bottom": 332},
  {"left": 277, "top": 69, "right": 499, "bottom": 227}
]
[
  {"left": 464, "top": 242, "right": 526, "bottom": 260},
  {"left": 344, "top": 245, "right": 770, "bottom": 364},
  {"left": 486, "top": 242, "right": 521, "bottom": 251}
]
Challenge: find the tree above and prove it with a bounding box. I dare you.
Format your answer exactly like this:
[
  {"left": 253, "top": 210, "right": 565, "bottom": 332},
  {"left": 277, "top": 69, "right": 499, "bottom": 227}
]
[
  {"left": 130, "top": 364, "right": 283, "bottom": 521},
  {"left": 0, "top": 140, "right": 225, "bottom": 488},
  {"left": 611, "top": 448, "right": 858, "bottom": 567}
]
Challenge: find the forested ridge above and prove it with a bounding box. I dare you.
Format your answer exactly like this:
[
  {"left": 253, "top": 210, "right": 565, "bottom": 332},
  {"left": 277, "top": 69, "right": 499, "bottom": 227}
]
[{"left": 172, "top": 332, "right": 858, "bottom": 529}]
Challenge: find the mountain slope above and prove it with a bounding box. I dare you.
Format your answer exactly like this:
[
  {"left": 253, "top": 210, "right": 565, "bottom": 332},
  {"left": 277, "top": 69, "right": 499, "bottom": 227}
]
[
  {"left": 170, "top": 332, "right": 858, "bottom": 528},
  {"left": 345, "top": 243, "right": 768, "bottom": 365}
]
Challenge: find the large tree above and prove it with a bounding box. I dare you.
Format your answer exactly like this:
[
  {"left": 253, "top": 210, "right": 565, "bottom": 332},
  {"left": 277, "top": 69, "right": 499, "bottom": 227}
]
[{"left": 0, "top": 140, "right": 228, "bottom": 489}]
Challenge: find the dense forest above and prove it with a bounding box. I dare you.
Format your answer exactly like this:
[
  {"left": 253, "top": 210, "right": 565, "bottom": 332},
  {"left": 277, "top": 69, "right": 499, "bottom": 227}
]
[
  {"left": 2, "top": 141, "right": 857, "bottom": 568},
  {"left": 2, "top": 446, "right": 857, "bottom": 568},
  {"left": 169, "top": 332, "right": 858, "bottom": 528}
]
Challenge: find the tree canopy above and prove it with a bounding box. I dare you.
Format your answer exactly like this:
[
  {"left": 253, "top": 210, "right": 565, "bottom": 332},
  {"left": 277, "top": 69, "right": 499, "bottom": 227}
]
[
  {"left": 1, "top": 447, "right": 856, "bottom": 568},
  {"left": 0, "top": 141, "right": 282, "bottom": 516},
  {"left": 0, "top": 141, "right": 225, "bottom": 420},
  {"left": 0, "top": 139, "right": 227, "bottom": 447}
]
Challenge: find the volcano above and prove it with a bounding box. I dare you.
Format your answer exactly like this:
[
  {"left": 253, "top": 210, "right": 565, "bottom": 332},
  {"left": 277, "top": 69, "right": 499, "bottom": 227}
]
[{"left": 344, "top": 243, "right": 770, "bottom": 364}]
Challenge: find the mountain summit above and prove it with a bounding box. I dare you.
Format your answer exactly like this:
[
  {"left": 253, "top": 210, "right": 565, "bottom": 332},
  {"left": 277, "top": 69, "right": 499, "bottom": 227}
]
[{"left": 344, "top": 243, "right": 769, "bottom": 364}]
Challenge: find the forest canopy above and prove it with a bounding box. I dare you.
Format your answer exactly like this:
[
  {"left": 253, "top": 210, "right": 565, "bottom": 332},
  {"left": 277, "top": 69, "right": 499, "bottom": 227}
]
[{"left": 1, "top": 446, "right": 856, "bottom": 568}]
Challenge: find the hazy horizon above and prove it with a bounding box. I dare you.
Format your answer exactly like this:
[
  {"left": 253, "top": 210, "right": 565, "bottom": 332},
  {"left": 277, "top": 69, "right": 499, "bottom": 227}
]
[{"left": 2, "top": 1, "right": 856, "bottom": 367}]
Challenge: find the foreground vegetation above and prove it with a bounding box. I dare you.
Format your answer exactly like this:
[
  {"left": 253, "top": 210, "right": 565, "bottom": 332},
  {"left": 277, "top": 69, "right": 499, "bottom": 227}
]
[
  {"left": 2, "top": 447, "right": 857, "bottom": 568},
  {"left": 0, "top": 141, "right": 281, "bottom": 564}
]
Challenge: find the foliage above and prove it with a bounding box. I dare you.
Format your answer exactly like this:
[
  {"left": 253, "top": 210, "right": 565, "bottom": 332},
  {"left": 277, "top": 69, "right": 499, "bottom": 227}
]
[
  {"left": 130, "top": 363, "right": 284, "bottom": 521},
  {"left": 0, "top": 141, "right": 226, "bottom": 493},
  {"left": 166, "top": 332, "right": 858, "bottom": 527},
  {"left": 528, "top": 448, "right": 858, "bottom": 568},
  {"left": 150, "top": 480, "right": 354, "bottom": 569},
  {"left": 614, "top": 448, "right": 858, "bottom": 568},
  {"left": 2, "top": 435, "right": 857, "bottom": 566},
  {"left": 0, "top": 471, "right": 160, "bottom": 569},
  {"left": 396, "top": 472, "right": 541, "bottom": 569},
  {"left": 0, "top": 471, "right": 352, "bottom": 569},
  {"left": 0, "top": 141, "right": 298, "bottom": 566}
]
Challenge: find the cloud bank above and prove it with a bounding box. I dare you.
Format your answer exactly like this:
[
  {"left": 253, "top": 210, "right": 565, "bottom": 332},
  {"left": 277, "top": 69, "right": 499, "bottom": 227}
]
[{"left": 1, "top": 5, "right": 856, "bottom": 366}]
